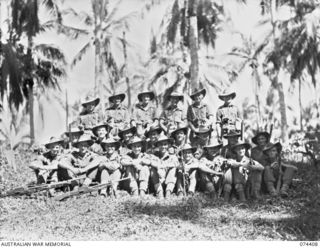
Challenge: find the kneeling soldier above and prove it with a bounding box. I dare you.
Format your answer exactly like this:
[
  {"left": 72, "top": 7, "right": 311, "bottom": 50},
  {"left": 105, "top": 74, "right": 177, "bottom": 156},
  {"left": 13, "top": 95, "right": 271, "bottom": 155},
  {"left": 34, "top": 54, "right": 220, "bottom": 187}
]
[
  {"left": 121, "top": 136, "right": 152, "bottom": 196},
  {"left": 149, "top": 134, "right": 179, "bottom": 198},
  {"left": 176, "top": 144, "right": 218, "bottom": 196},
  {"left": 263, "top": 142, "right": 297, "bottom": 197},
  {"left": 81, "top": 137, "right": 122, "bottom": 197},
  {"left": 223, "top": 141, "right": 264, "bottom": 202}
]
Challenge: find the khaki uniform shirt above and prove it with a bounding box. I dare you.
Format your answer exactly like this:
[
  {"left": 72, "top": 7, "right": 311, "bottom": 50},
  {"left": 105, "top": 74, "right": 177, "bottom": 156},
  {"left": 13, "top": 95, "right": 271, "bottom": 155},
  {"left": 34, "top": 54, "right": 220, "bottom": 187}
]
[
  {"left": 251, "top": 146, "right": 269, "bottom": 167},
  {"left": 150, "top": 151, "right": 180, "bottom": 169},
  {"left": 64, "top": 150, "right": 97, "bottom": 168},
  {"left": 105, "top": 104, "right": 130, "bottom": 129},
  {"left": 99, "top": 152, "right": 121, "bottom": 171},
  {"left": 78, "top": 110, "right": 104, "bottom": 130},
  {"left": 221, "top": 145, "right": 237, "bottom": 159},
  {"left": 187, "top": 103, "right": 212, "bottom": 128},
  {"left": 131, "top": 103, "right": 158, "bottom": 126},
  {"left": 216, "top": 104, "right": 241, "bottom": 130},
  {"left": 160, "top": 106, "right": 186, "bottom": 125}
]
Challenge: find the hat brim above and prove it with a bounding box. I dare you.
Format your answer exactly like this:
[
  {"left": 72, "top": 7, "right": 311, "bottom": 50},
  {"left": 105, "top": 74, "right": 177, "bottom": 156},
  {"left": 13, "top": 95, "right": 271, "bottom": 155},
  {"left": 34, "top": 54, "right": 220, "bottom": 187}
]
[
  {"left": 194, "top": 129, "right": 211, "bottom": 135},
  {"left": 45, "top": 140, "right": 64, "bottom": 149},
  {"left": 65, "top": 131, "right": 83, "bottom": 137},
  {"left": 72, "top": 140, "right": 94, "bottom": 148},
  {"left": 218, "top": 92, "right": 236, "bottom": 100},
  {"left": 118, "top": 126, "right": 137, "bottom": 139},
  {"left": 252, "top": 132, "right": 270, "bottom": 145},
  {"left": 109, "top": 94, "right": 125, "bottom": 103},
  {"left": 168, "top": 95, "right": 184, "bottom": 102},
  {"left": 263, "top": 142, "right": 282, "bottom": 154},
  {"left": 171, "top": 127, "right": 188, "bottom": 137},
  {"left": 127, "top": 140, "right": 145, "bottom": 149},
  {"left": 145, "top": 127, "right": 163, "bottom": 137},
  {"left": 92, "top": 124, "right": 112, "bottom": 136},
  {"left": 81, "top": 98, "right": 100, "bottom": 107},
  {"left": 204, "top": 144, "right": 223, "bottom": 150},
  {"left": 101, "top": 141, "right": 120, "bottom": 150},
  {"left": 231, "top": 143, "right": 251, "bottom": 152},
  {"left": 223, "top": 132, "right": 241, "bottom": 138},
  {"left": 190, "top": 89, "right": 206, "bottom": 100},
  {"left": 155, "top": 138, "right": 173, "bottom": 147},
  {"left": 138, "top": 92, "right": 155, "bottom": 102},
  {"left": 178, "top": 147, "right": 197, "bottom": 156}
]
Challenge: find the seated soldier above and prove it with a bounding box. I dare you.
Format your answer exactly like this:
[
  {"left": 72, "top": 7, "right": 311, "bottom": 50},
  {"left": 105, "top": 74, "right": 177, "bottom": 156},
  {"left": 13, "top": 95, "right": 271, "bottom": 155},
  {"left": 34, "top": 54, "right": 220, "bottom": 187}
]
[
  {"left": 263, "top": 142, "right": 297, "bottom": 197},
  {"left": 223, "top": 141, "right": 264, "bottom": 202},
  {"left": 191, "top": 127, "right": 212, "bottom": 159},
  {"left": 176, "top": 144, "right": 218, "bottom": 197},
  {"left": 199, "top": 140, "right": 225, "bottom": 199},
  {"left": 105, "top": 93, "right": 130, "bottom": 136},
  {"left": 145, "top": 125, "right": 162, "bottom": 154},
  {"left": 58, "top": 134, "right": 97, "bottom": 189},
  {"left": 171, "top": 126, "right": 189, "bottom": 155},
  {"left": 121, "top": 136, "right": 152, "bottom": 196},
  {"left": 80, "top": 137, "right": 122, "bottom": 198},
  {"left": 250, "top": 131, "right": 270, "bottom": 199},
  {"left": 131, "top": 91, "right": 159, "bottom": 137},
  {"left": 216, "top": 89, "right": 242, "bottom": 142},
  {"left": 187, "top": 88, "right": 214, "bottom": 144},
  {"left": 149, "top": 134, "right": 180, "bottom": 198},
  {"left": 90, "top": 122, "right": 112, "bottom": 154},
  {"left": 159, "top": 92, "right": 186, "bottom": 135},
  {"left": 29, "top": 137, "right": 65, "bottom": 196},
  {"left": 77, "top": 96, "right": 103, "bottom": 133},
  {"left": 220, "top": 130, "right": 241, "bottom": 159}
]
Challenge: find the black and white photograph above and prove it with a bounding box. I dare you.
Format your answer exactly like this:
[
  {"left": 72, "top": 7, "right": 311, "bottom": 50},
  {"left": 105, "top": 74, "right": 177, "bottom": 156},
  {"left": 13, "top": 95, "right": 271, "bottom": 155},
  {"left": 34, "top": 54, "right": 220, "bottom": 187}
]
[{"left": 0, "top": 0, "right": 320, "bottom": 243}]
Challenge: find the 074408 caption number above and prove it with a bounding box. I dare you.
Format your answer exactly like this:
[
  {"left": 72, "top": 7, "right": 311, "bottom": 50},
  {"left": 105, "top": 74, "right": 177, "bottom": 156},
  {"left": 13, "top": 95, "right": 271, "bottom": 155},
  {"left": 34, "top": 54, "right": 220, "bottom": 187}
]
[{"left": 300, "top": 242, "right": 318, "bottom": 246}]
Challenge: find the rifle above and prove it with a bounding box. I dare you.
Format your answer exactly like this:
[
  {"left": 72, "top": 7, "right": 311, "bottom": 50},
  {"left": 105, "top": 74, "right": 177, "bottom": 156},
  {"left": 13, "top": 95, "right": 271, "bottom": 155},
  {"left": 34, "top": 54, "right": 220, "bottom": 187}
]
[
  {"left": 276, "top": 154, "right": 282, "bottom": 194},
  {"left": 53, "top": 177, "right": 130, "bottom": 201},
  {"left": 181, "top": 158, "right": 186, "bottom": 196},
  {"left": 1, "top": 176, "right": 86, "bottom": 197}
]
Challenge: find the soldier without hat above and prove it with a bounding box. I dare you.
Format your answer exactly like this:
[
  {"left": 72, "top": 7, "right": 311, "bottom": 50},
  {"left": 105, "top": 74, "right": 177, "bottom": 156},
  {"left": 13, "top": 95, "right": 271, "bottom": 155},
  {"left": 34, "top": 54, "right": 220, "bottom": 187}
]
[
  {"left": 263, "top": 142, "right": 297, "bottom": 197},
  {"left": 216, "top": 89, "right": 242, "bottom": 142},
  {"left": 131, "top": 91, "right": 159, "bottom": 138}
]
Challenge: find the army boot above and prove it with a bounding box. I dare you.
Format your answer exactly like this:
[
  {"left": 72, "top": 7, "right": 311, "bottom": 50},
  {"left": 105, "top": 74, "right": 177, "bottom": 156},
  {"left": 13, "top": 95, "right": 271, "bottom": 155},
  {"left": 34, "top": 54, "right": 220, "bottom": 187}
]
[
  {"left": 235, "top": 184, "right": 246, "bottom": 202},
  {"left": 266, "top": 182, "right": 277, "bottom": 196},
  {"left": 223, "top": 184, "right": 232, "bottom": 202},
  {"left": 280, "top": 183, "right": 289, "bottom": 197}
]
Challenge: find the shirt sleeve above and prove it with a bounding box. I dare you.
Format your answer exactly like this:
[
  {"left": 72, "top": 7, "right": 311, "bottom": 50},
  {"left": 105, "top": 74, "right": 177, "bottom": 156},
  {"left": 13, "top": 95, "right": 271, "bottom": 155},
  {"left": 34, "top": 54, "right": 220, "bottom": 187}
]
[{"left": 205, "top": 105, "right": 213, "bottom": 119}]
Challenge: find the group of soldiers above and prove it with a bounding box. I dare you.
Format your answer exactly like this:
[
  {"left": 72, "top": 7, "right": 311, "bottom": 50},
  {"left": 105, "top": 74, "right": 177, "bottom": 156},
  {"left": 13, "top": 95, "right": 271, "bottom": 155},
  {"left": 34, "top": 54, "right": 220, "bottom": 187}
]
[{"left": 29, "top": 87, "right": 297, "bottom": 201}]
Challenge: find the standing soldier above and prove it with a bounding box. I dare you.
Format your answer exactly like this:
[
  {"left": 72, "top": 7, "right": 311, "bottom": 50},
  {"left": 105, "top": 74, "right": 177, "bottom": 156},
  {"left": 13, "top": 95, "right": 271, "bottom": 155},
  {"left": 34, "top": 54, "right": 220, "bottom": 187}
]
[
  {"left": 121, "top": 136, "right": 152, "bottom": 196},
  {"left": 90, "top": 123, "right": 112, "bottom": 154},
  {"left": 263, "top": 142, "right": 297, "bottom": 197},
  {"left": 149, "top": 134, "right": 179, "bottom": 198},
  {"left": 145, "top": 125, "right": 163, "bottom": 154},
  {"left": 176, "top": 144, "right": 219, "bottom": 196},
  {"left": 199, "top": 140, "right": 225, "bottom": 199},
  {"left": 250, "top": 131, "right": 270, "bottom": 199},
  {"left": 223, "top": 141, "right": 264, "bottom": 202},
  {"left": 187, "top": 88, "right": 214, "bottom": 143},
  {"left": 77, "top": 96, "right": 103, "bottom": 133},
  {"left": 171, "top": 126, "right": 189, "bottom": 155},
  {"left": 58, "top": 134, "right": 97, "bottom": 188},
  {"left": 216, "top": 89, "right": 242, "bottom": 142},
  {"left": 131, "top": 91, "right": 159, "bottom": 137},
  {"left": 159, "top": 92, "right": 186, "bottom": 135},
  {"left": 105, "top": 93, "right": 130, "bottom": 136},
  {"left": 29, "top": 137, "right": 65, "bottom": 196},
  {"left": 80, "top": 137, "right": 122, "bottom": 197}
]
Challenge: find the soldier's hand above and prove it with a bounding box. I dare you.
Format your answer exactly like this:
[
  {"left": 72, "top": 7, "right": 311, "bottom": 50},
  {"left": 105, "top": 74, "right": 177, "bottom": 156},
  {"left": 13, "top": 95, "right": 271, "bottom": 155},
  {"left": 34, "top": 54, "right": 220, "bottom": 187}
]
[
  {"left": 132, "top": 160, "right": 142, "bottom": 170},
  {"left": 271, "top": 162, "right": 279, "bottom": 169},
  {"left": 141, "top": 158, "right": 151, "bottom": 165}
]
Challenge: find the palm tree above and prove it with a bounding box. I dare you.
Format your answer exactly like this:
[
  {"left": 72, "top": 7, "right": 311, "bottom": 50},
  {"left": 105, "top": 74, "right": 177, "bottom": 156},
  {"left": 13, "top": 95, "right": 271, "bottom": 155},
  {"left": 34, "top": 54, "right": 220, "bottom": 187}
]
[{"left": 64, "top": 0, "right": 137, "bottom": 112}]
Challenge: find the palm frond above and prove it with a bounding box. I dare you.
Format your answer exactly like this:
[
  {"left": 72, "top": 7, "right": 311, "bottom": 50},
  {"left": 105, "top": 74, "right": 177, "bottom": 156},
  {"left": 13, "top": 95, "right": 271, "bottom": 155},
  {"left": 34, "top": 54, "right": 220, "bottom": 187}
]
[{"left": 71, "top": 41, "right": 92, "bottom": 68}]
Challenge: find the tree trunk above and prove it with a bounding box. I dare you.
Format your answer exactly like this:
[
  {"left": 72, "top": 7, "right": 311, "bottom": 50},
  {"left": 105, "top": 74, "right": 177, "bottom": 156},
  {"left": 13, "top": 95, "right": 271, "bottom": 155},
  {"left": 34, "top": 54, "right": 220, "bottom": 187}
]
[
  {"left": 122, "top": 32, "right": 131, "bottom": 108},
  {"left": 253, "top": 68, "right": 262, "bottom": 125},
  {"left": 28, "top": 36, "right": 35, "bottom": 145},
  {"left": 188, "top": 0, "right": 199, "bottom": 91},
  {"left": 298, "top": 78, "right": 303, "bottom": 131}
]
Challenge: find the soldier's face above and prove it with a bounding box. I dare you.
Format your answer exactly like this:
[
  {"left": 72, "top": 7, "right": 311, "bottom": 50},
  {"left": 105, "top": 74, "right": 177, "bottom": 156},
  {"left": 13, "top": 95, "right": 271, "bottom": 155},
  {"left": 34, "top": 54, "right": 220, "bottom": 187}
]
[
  {"left": 84, "top": 102, "right": 95, "bottom": 112},
  {"left": 112, "top": 96, "right": 122, "bottom": 106},
  {"left": 149, "top": 131, "right": 159, "bottom": 142},
  {"left": 257, "top": 135, "right": 267, "bottom": 146},
  {"left": 123, "top": 132, "right": 133, "bottom": 142},
  {"left": 142, "top": 95, "right": 150, "bottom": 105},
  {"left": 50, "top": 144, "right": 62, "bottom": 156},
  {"left": 132, "top": 143, "right": 142, "bottom": 155},
  {"left": 193, "top": 94, "right": 203, "bottom": 104},
  {"left": 267, "top": 147, "right": 278, "bottom": 159},
  {"left": 183, "top": 150, "right": 193, "bottom": 162},
  {"left": 97, "top": 127, "right": 107, "bottom": 139},
  {"left": 228, "top": 136, "right": 239, "bottom": 145},
  {"left": 175, "top": 131, "right": 186, "bottom": 142},
  {"left": 105, "top": 145, "right": 116, "bottom": 155},
  {"left": 234, "top": 146, "right": 246, "bottom": 157},
  {"left": 158, "top": 141, "right": 169, "bottom": 153},
  {"left": 222, "top": 95, "right": 232, "bottom": 104},
  {"left": 78, "top": 142, "right": 89, "bottom": 153}
]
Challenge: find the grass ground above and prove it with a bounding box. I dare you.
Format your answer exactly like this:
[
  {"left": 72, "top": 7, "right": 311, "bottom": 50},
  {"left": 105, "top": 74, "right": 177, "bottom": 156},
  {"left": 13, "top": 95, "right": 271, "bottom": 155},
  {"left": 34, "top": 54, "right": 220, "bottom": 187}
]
[{"left": 0, "top": 150, "right": 319, "bottom": 241}]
